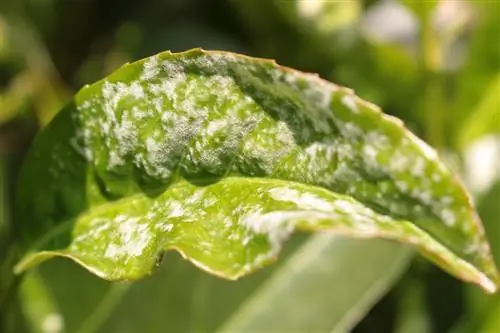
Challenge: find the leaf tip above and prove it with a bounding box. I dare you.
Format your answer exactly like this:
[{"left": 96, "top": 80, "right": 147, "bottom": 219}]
[{"left": 479, "top": 274, "right": 499, "bottom": 294}]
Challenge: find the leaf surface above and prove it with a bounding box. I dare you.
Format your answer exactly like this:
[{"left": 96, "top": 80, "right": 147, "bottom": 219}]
[
  {"left": 14, "top": 49, "right": 499, "bottom": 292},
  {"left": 36, "top": 236, "right": 408, "bottom": 333},
  {"left": 458, "top": 75, "right": 500, "bottom": 149},
  {"left": 18, "top": 270, "right": 64, "bottom": 333},
  {"left": 218, "top": 236, "right": 412, "bottom": 333}
]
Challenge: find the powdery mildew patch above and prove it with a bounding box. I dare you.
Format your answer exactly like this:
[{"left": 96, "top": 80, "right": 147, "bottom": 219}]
[
  {"left": 24, "top": 49, "right": 491, "bottom": 290},
  {"left": 72, "top": 52, "right": 486, "bottom": 256},
  {"left": 268, "top": 187, "right": 335, "bottom": 212}
]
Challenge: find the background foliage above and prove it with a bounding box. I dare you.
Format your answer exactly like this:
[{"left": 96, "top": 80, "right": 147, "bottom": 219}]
[{"left": 0, "top": 0, "right": 498, "bottom": 332}]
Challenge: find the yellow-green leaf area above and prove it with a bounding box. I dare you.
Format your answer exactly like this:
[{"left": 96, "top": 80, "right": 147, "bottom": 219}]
[{"left": 15, "top": 49, "right": 499, "bottom": 293}]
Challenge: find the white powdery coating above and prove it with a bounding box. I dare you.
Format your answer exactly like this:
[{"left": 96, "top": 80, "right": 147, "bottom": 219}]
[
  {"left": 241, "top": 203, "right": 383, "bottom": 268},
  {"left": 162, "top": 60, "right": 184, "bottom": 76},
  {"left": 241, "top": 122, "right": 294, "bottom": 175},
  {"left": 108, "top": 151, "right": 124, "bottom": 169},
  {"left": 141, "top": 55, "right": 160, "bottom": 80},
  {"left": 365, "top": 130, "right": 390, "bottom": 149},
  {"left": 275, "top": 120, "right": 296, "bottom": 145},
  {"left": 464, "top": 234, "right": 490, "bottom": 258},
  {"left": 143, "top": 137, "right": 172, "bottom": 179},
  {"left": 363, "top": 144, "right": 379, "bottom": 166},
  {"left": 186, "top": 188, "right": 207, "bottom": 205},
  {"left": 206, "top": 118, "right": 228, "bottom": 136},
  {"left": 342, "top": 122, "right": 364, "bottom": 138},
  {"left": 167, "top": 200, "right": 185, "bottom": 218},
  {"left": 269, "top": 187, "right": 334, "bottom": 212},
  {"left": 129, "top": 81, "right": 145, "bottom": 99},
  {"left": 411, "top": 157, "right": 426, "bottom": 177},
  {"left": 274, "top": 68, "right": 336, "bottom": 135},
  {"left": 241, "top": 211, "right": 293, "bottom": 254},
  {"left": 146, "top": 70, "right": 248, "bottom": 178},
  {"left": 69, "top": 136, "right": 93, "bottom": 161},
  {"left": 42, "top": 313, "right": 64, "bottom": 333},
  {"left": 300, "top": 139, "right": 361, "bottom": 187},
  {"left": 333, "top": 199, "right": 384, "bottom": 227},
  {"left": 334, "top": 199, "right": 363, "bottom": 215},
  {"left": 151, "top": 73, "right": 186, "bottom": 100},
  {"left": 390, "top": 151, "right": 410, "bottom": 172},
  {"left": 413, "top": 189, "right": 432, "bottom": 205},
  {"left": 341, "top": 94, "right": 359, "bottom": 113},
  {"left": 304, "top": 140, "right": 336, "bottom": 162},
  {"left": 441, "top": 208, "right": 457, "bottom": 227},
  {"left": 112, "top": 112, "right": 137, "bottom": 161},
  {"left": 157, "top": 223, "right": 174, "bottom": 232},
  {"left": 305, "top": 78, "right": 334, "bottom": 111},
  {"left": 395, "top": 180, "right": 409, "bottom": 192},
  {"left": 104, "top": 216, "right": 151, "bottom": 259},
  {"left": 97, "top": 80, "right": 149, "bottom": 170},
  {"left": 412, "top": 134, "right": 439, "bottom": 161},
  {"left": 242, "top": 210, "right": 330, "bottom": 257},
  {"left": 362, "top": 130, "right": 393, "bottom": 175}
]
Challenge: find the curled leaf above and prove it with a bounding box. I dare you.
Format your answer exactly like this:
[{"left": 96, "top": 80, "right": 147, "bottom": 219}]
[{"left": 15, "top": 49, "right": 499, "bottom": 293}]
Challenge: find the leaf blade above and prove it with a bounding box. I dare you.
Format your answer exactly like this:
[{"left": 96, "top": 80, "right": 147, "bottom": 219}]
[
  {"left": 218, "top": 235, "right": 412, "bottom": 333},
  {"left": 19, "top": 270, "right": 64, "bottom": 333},
  {"left": 16, "top": 177, "right": 498, "bottom": 293},
  {"left": 15, "top": 49, "right": 499, "bottom": 292}
]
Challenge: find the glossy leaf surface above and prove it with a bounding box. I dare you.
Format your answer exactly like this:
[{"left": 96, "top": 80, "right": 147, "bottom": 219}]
[
  {"left": 35, "top": 236, "right": 410, "bottom": 332},
  {"left": 218, "top": 236, "right": 412, "bottom": 333},
  {"left": 15, "top": 49, "right": 499, "bottom": 292}
]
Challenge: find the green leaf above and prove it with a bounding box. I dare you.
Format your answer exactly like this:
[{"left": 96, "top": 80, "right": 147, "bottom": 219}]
[
  {"left": 14, "top": 49, "right": 499, "bottom": 293},
  {"left": 394, "top": 276, "right": 431, "bottom": 333},
  {"left": 37, "top": 259, "right": 116, "bottom": 333},
  {"left": 218, "top": 236, "right": 412, "bottom": 333},
  {"left": 479, "top": 296, "right": 500, "bottom": 333},
  {"left": 462, "top": 181, "right": 500, "bottom": 330},
  {"left": 37, "top": 236, "right": 407, "bottom": 332},
  {"left": 38, "top": 238, "right": 304, "bottom": 333},
  {"left": 19, "top": 270, "right": 64, "bottom": 333},
  {"left": 458, "top": 75, "right": 500, "bottom": 149},
  {"left": 452, "top": 2, "right": 500, "bottom": 145}
]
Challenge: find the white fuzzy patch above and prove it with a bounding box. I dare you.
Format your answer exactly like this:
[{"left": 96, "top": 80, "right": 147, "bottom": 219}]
[
  {"left": 413, "top": 135, "right": 438, "bottom": 160},
  {"left": 141, "top": 55, "right": 160, "bottom": 80},
  {"left": 167, "top": 201, "right": 185, "bottom": 218},
  {"left": 242, "top": 210, "right": 331, "bottom": 256},
  {"left": 104, "top": 216, "right": 151, "bottom": 258},
  {"left": 441, "top": 208, "right": 456, "bottom": 227},
  {"left": 341, "top": 94, "right": 359, "bottom": 113},
  {"left": 269, "top": 187, "right": 334, "bottom": 212}
]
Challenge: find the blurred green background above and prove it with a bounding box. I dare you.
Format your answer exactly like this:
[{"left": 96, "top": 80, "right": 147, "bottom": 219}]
[{"left": 0, "top": 0, "right": 499, "bottom": 332}]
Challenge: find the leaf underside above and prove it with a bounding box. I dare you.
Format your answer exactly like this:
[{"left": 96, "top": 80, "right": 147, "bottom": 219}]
[{"left": 15, "top": 49, "right": 499, "bottom": 293}]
